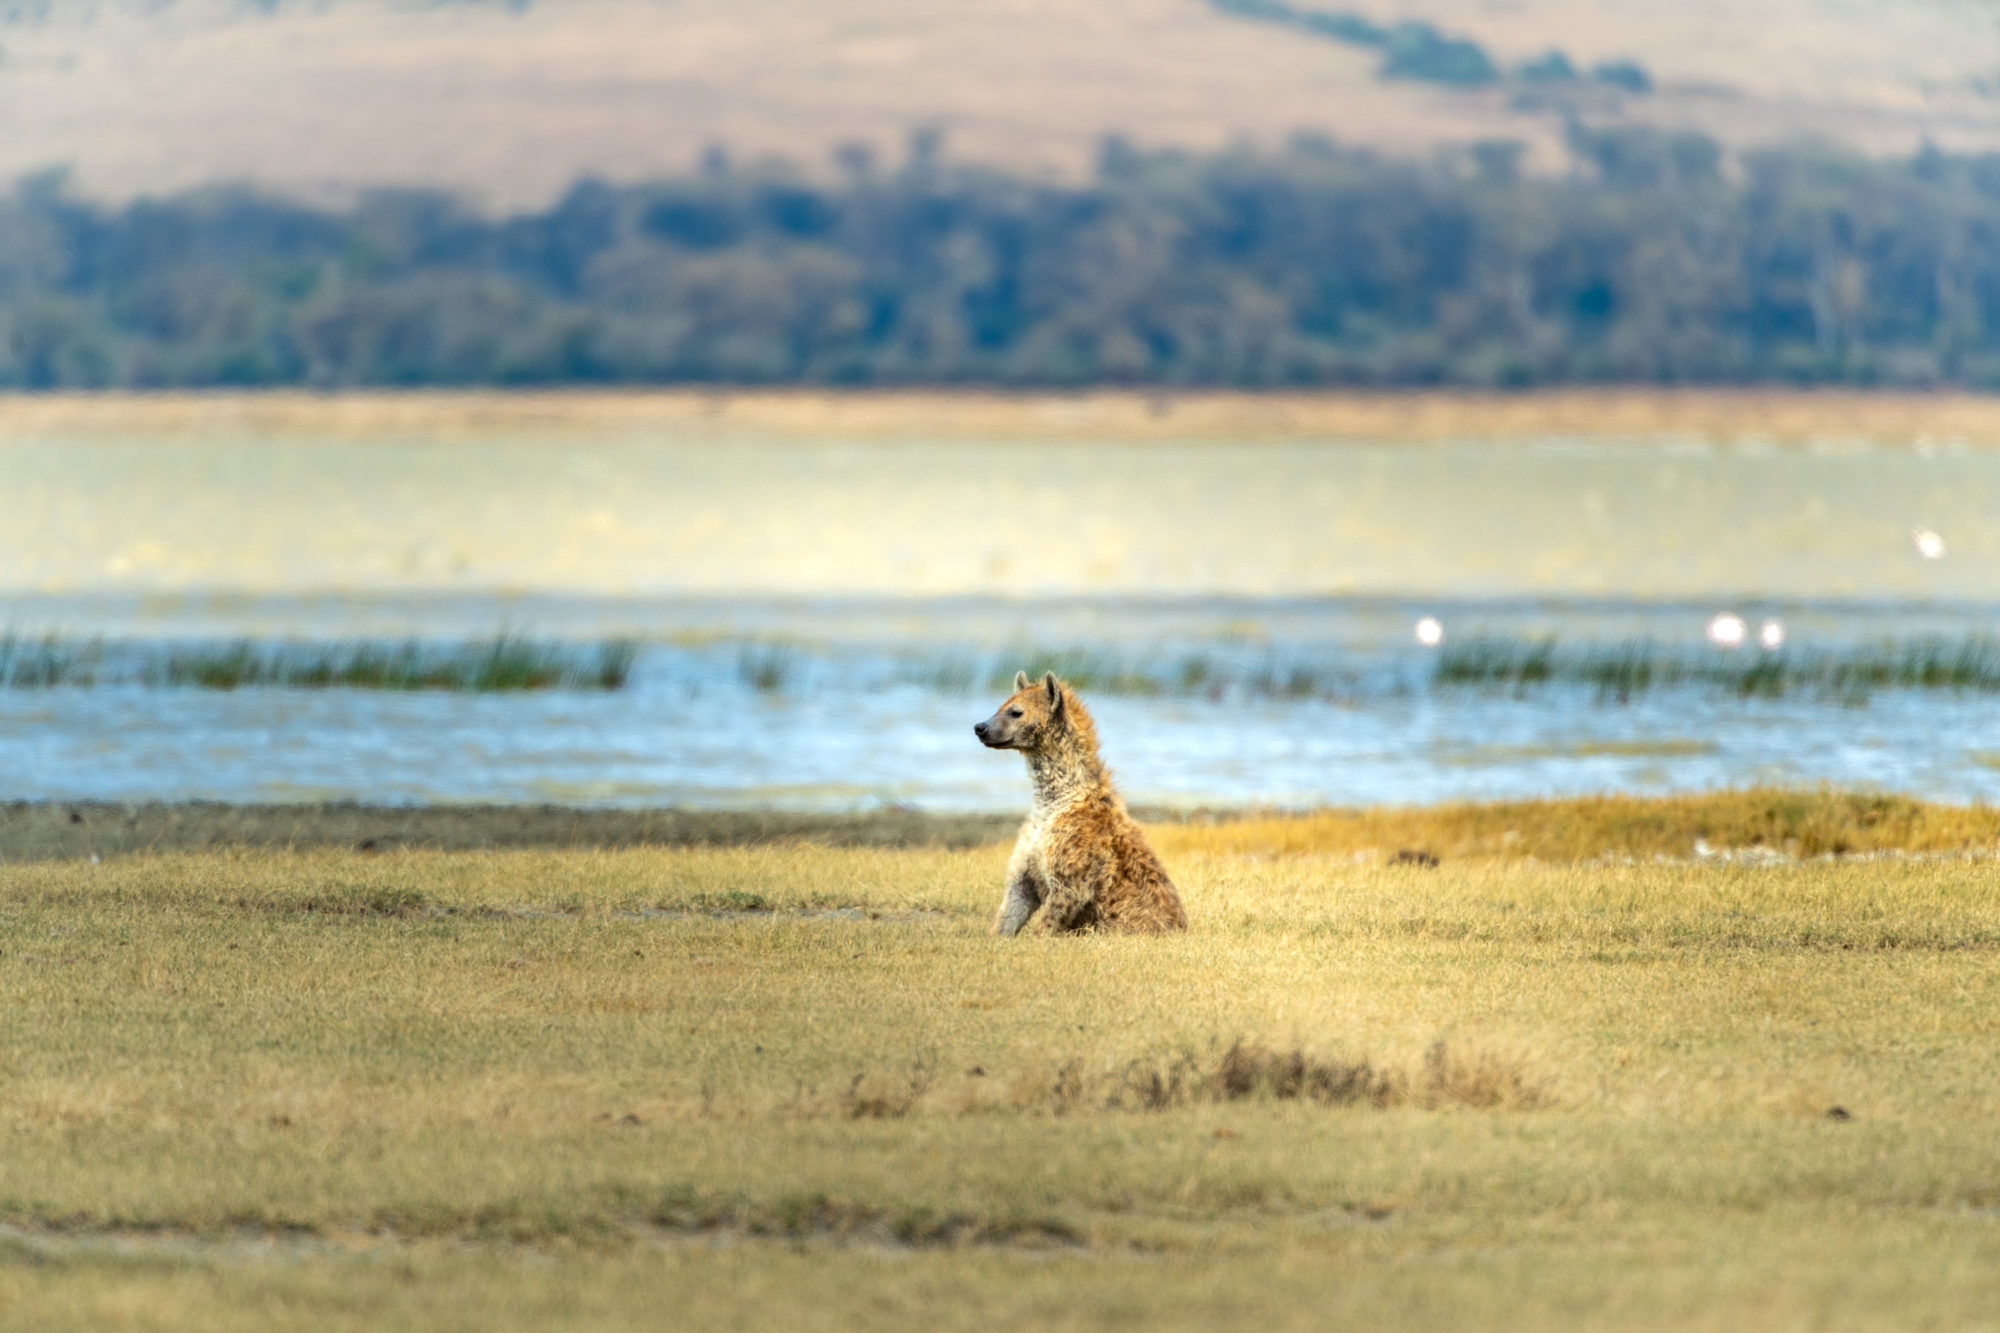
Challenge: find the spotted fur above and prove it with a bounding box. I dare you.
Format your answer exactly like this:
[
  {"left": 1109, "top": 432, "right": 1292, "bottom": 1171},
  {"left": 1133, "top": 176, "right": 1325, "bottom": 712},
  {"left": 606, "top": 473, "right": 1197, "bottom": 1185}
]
[{"left": 973, "top": 671, "right": 1187, "bottom": 936}]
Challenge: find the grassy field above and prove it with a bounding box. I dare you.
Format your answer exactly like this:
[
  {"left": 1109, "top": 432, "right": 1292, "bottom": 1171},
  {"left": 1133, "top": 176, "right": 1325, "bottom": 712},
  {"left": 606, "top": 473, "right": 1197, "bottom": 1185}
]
[{"left": 4, "top": 796, "right": 1999, "bottom": 1329}]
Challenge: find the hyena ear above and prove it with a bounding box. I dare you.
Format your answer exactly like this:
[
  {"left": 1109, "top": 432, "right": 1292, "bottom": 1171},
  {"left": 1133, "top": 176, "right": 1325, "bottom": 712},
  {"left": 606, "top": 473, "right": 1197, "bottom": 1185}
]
[
  {"left": 1014, "top": 670, "right": 1031, "bottom": 691},
  {"left": 1042, "top": 671, "right": 1063, "bottom": 714}
]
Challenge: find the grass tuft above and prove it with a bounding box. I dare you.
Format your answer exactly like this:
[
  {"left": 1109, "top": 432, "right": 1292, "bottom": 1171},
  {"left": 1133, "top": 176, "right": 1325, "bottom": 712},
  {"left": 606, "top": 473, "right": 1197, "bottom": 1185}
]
[
  {"left": 736, "top": 643, "right": 800, "bottom": 694},
  {"left": 842, "top": 1052, "right": 937, "bottom": 1120},
  {"left": 1035, "top": 1039, "right": 1546, "bottom": 1114},
  {"left": 239, "top": 884, "right": 431, "bottom": 917}
]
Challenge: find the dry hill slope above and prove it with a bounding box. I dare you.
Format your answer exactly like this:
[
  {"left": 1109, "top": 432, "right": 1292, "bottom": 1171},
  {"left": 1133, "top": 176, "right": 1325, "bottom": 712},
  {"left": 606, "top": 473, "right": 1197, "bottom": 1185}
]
[{"left": 4, "top": 0, "right": 2000, "bottom": 205}]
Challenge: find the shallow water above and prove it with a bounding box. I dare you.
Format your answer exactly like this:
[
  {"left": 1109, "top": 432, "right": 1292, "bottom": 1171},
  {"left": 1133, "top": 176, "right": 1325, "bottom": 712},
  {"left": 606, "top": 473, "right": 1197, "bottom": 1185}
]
[
  {"left": 4, "top": 427, "right": 1998, "bottom": 810},
  {"left": 4, "top": 594, "right": 1999, "bottom": 810}
]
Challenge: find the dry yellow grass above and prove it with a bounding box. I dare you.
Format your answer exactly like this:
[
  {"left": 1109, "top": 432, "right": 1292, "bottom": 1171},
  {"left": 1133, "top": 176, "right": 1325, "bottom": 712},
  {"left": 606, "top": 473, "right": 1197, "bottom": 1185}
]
[
  {"left": 11, "top": 386, "right": 2000, "bottom": 445},
  {"left": 1159, "top": 787, "right": 2000, "bottom": 862},
  {"left": 3, "top": 823, "right": 1999, "bottom": 1328}
]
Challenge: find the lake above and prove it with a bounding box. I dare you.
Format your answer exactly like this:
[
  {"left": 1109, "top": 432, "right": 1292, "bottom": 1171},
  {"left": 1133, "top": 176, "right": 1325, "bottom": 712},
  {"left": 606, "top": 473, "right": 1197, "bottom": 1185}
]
[{"left": 4, "top": 405, "right": 1997, "bottom": 810}]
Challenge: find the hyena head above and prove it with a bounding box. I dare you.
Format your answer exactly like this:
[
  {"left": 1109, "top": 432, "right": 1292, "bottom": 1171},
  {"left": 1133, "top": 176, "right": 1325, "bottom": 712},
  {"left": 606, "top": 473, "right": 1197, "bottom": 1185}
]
[{"left": 974, "top": 671, "right": 1067, "bottom": 751}]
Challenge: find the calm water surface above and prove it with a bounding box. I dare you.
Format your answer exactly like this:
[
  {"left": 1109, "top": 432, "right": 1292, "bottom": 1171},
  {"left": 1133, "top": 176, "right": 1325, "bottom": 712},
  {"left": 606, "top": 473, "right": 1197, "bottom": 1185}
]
[
  {"left": 4, "top": 593, "right": 1999, "bottom": 810},
  {"left": 4, "top": 429, "right": 1997, "bottom": 810}
]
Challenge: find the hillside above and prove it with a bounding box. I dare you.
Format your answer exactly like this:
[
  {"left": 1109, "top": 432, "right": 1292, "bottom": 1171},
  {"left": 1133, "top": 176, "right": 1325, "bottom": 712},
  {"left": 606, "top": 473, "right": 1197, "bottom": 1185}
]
[{"left": 4, "top": 0, "right": 2000, "bottom": 205}]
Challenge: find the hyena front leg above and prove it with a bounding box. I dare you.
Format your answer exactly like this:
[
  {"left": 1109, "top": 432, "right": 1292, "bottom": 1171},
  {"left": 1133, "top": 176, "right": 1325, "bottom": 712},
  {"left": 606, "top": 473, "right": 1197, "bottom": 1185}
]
[
  {"left": 993, "top": 873, "right": 1041, "bottom": 936},
  {"left": 993, "top": 861, "right": 1044, "bottom": 937}
]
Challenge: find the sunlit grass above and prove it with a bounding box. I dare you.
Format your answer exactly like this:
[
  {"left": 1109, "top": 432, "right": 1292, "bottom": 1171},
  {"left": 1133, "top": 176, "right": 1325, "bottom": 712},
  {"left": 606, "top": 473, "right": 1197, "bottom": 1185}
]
[
  {"left": 1154, "top": 787, "right": 2000, "bottom": 862},
  {"left": 3, "top": 811, "right": 2000, "bottom": 1328}
]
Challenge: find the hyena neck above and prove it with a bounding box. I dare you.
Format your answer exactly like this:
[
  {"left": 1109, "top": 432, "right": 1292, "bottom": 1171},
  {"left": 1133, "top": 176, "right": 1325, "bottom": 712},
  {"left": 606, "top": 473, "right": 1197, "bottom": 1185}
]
[{"left": 1024, "top": 701, "right": 1111, "bottom": 813}]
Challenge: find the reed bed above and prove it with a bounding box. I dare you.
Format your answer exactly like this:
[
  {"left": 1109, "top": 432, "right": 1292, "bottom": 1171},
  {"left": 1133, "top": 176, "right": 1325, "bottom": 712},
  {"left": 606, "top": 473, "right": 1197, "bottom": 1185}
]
[
  {"left": 0, "top": 631, "right": 102, "bottom": 687},
  {"left": 0, "top": 633, "right": 637, "bottom": 692},
  {"left": 897, "top": 646, "right": 1358, "bottom": 700},
  {"left": 1435, "top": 634, "right": 2000, "bottom": 700},
  {"left": 894, "top": 634, "right": 2000, "bottom": 703},
  {"left": 14, "top": 629, "right": 2000, "bottom": 704}
]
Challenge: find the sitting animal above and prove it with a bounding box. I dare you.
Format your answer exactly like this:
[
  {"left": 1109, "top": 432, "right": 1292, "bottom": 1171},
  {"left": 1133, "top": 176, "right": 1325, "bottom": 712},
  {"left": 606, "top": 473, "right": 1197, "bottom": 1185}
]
[{"left": 973, "top": 671, "right": 1187, "bottom": 936}]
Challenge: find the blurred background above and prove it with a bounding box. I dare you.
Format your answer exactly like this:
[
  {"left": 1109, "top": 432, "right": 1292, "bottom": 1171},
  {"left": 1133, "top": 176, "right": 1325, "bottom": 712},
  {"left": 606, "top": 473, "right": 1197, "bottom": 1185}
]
[{"left": 5, "top": 0, "right": 2000, "bottom": 814}]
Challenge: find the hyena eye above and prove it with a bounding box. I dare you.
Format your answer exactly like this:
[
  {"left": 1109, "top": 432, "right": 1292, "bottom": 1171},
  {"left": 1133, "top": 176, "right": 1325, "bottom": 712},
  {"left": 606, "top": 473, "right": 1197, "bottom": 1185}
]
[{"left": 1007, "top": 708, "right": 1024, "bottom": 718}]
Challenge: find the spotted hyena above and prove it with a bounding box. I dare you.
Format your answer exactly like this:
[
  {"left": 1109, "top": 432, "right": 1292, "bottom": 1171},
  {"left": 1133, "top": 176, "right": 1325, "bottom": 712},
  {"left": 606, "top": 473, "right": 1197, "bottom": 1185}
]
[{"left": 973, "top": 671, "right": 1187, "bottom": 936}]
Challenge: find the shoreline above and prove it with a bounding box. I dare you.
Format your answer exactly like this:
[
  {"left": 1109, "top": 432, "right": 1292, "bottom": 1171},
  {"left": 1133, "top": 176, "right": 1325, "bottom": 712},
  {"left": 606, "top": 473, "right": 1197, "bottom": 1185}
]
[
  {"left": 8, "top": 387, "right": 2000, "bottom": 445},
  {"left": 10, "top": 790, "right": 1998, "bottom": 864},
  {"left": 0, "top": 802, "right": 1024, "bottom": 862}
]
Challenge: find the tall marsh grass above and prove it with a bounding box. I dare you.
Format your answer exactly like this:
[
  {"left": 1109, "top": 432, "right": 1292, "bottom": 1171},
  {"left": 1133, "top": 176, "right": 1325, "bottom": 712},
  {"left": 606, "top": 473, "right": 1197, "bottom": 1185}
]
[
  {"left": 12, "top": 628, "right": 2000, "bottom": 702},
  {"left": 899, "top": 646, "right": 1361, "bottom": 701},
  {"left": 159, "top": 635, "right": 638, "bottom": 691},
  {"left": 900, "top": 634, "right": 2000, "bottom": 703},
  {"left": 736, "top": 643, "right": 802, "bottom": 694},
  {"left": 0, "top": 633, "right": 637, "bottom": 692},
  {"left": 0, "top": 631, "right": 102, "bottom": 687},
  {"left": 1436, "top": 634, "right": 2000, "bottom": 701}
]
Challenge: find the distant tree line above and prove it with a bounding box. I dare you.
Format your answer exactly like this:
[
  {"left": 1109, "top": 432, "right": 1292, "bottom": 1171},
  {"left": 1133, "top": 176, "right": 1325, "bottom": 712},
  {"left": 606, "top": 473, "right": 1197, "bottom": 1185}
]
[{"left": 8, "top": 128, "right": 2000, "bottom": 388}]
